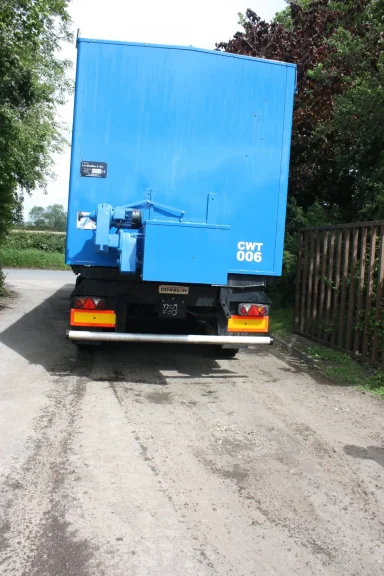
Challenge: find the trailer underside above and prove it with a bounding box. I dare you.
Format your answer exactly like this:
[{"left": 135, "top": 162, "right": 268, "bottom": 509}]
[{"left": 67, "top": 268, "right": 272, "bottom": 351}]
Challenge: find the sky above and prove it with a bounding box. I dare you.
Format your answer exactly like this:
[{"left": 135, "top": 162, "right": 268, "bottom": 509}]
[{"left": 23, "top": 0, "right": 287, "bottom": 218}]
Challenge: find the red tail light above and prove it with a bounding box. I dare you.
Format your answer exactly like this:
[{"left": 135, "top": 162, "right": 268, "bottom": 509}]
[
  {"left": 73, "top": 297, "right": 106, "bottom": 310},
  {"left": 238, "top": 304, "right": 269, "bottom": 317}
]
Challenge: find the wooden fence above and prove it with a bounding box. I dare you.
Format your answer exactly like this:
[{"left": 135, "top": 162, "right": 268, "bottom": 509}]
[{"left": 295, "top": 221, "right": 384, "bottom": 367}]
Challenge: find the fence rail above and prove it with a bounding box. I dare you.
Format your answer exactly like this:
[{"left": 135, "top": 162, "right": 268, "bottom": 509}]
[{"left": 295, "top": 222, "right": 384, "bottom": 367}]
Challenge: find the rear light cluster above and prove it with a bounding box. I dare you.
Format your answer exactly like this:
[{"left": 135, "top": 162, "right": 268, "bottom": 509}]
[
  {"left": 73, "top": 297, "right": 106, "bottom": 310},
  {"left": 238, "top": 303, "right": 269, "bottom": 317}
]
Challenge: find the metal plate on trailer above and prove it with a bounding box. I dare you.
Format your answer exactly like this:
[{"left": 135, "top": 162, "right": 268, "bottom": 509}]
[
  {"left": 159, "top": 285, "right": 189, "bottom": 295},
  {"left": 159, "top": 298, "right": 186, "bottom": 319}
]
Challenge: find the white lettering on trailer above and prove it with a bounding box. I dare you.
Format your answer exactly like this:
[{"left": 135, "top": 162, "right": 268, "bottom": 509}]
[{"left": 237, "top": 241, "right": 264, "bottom": 264}]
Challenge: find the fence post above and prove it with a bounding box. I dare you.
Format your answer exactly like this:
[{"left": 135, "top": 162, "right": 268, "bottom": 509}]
[
  {"left": 338, "top": 229, "right": 350, "bottom": 349},
  {"left": 372, "top": 226, "right": 384, "bottom": 363},
  {"left": 294, "top": 231, "right": 303, "bottom": 331},
  {"left": 305, "top": 232, "right": 315, "bottom": 336},
  {"left": 316, "top": 231, "right": 327, "bottom": 341},
  {"left": 363, "top": 227, "right": 377, "bottom": 358},
  {"left": 311, "top": 232, "right": 320, "bottom": 337},
  {"left": 300, "top": 232, "right": 309, "bottom": 334},
  {"left": 354, "top": 227, "right": 367, "bottom": 355},
  {"left": 325, "top": 232, "right": 335, "bottom": 343},
  {"left": 331, "top": 230, "right": 343, "bottom": 346},
  {"left": 345, "top": 228, "right": 359, "bottom": 351}
]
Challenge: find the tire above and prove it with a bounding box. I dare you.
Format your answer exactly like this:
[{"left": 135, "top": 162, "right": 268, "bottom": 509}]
[
  {"left": 73, "top": 340, "right": 101, "bottom": 350},
  {"left": 218, "top": 346, "right": 240, "bottom": 359}
]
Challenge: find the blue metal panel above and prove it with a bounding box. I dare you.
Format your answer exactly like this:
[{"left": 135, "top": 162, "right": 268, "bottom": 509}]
[
  {"left": 143, "top": 222, "right": 231, "bottom": 285},
  {"left": 118, "top": 232, "right": 137, "bottom": 273},
  {"left": 66, "top": 38, "right": 296, "bottom": 281}
]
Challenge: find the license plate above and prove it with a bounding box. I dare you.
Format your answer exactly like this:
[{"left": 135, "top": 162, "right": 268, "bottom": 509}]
[
  {"left": 159, "top": 285, "right": 189, "bottom": 295},
  {"left": 160, "top": 298, "right": 186, "bottom": 319}
]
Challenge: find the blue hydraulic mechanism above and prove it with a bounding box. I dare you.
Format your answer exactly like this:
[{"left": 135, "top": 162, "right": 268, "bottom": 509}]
[
  {"left": 80, "top": 204, "right": 142, "bottom": 274},
  {"left": 83, "top": 197, "right": 186, "bottom": 274}
]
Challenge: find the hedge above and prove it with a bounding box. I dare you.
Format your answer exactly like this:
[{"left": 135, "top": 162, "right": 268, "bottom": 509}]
[
  {"left": 0, "top": 248, "right": 69, "bottom": 270},
  {"left": 6, "top": 231, "right": 66, "bottom": 253}
]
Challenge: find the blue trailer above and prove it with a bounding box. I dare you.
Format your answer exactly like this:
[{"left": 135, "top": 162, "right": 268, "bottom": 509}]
[{"left": 66, "top": 37, "right": 296, "bottom": 354}]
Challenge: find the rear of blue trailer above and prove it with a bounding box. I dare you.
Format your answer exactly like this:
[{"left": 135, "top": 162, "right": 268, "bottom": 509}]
[{"left": 66, "top": 38, "right": 296, "bottom": 353}]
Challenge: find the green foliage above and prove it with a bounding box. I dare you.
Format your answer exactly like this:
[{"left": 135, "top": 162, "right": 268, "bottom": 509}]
[
  {"left": 0, "top": 268, "right": 6, "bottom": 297},
  {"left": 275, "top": 7, "right": 292, "bottom": 28},
  {"left": 1, "top": 229, "right": 67, "bottom": 276},
  {"left": 0, "top": 247, "right": 69, "bottom": 270},
  {"left": 0, "top": 0, "right": 72, "bottom": 246},
  {"left": 28, "top": 206, "right": 46, "bottom": 228},
  {"left": 271, "top": 307, "right": 294, "bottom": 338},
  {"left": 269, "top": 306, "right": 384, "bottom": 394},
  {"left": 218, "top": 0, "right": 384, "bottom": 309},
  {"left": 305, "top": 344, "right": 384, "bottom": 396},
  {"left": 28, "top": 204, "right": 67, "bottom": 231},
  {"left": 269, "top": 198, "right": 338, "bottom": 306},
  {"left": 6, "top": 231, "right": 66, "bottom": 253}
]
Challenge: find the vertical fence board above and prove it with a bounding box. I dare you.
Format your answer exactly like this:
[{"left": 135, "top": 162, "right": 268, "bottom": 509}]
[
  {"left": 305, "top": 233, "right": 315, "bottom": 336},
  {"left": 354, "top": 227, "right": 367, "bottom": 355},
  {"left": 345, "top": 228, "right": 359, "bottom": 351},
  {"left": 311, "top": 232, "right": 321, "bottom": 337},
  {"left": 338, "top": 230, "right": 350, "bottom": 348},
  {"left": 317, "top": 232, "right": 328, "bottom": 341},
  {"left": 299, "top": 232, "right": 309, "bottom": 334},
  {"left": 363, "top": 227, "right": 377, "bottom": 358},
  {"left": 331, "top": 230, "right": 343, "bottom": 346},
  {"left": 294, "top": 231, "right": 303, "bottom": 331},
  {"left": 372, "top": 226, "right": 384, "bottom": 363},
  {"left": 325, "top": 232, "right": 335, "bottom": 343}
]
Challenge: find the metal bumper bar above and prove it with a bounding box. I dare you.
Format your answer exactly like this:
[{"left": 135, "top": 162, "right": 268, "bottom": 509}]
[{"left": 67, "top": 330, "right": 273, "bottom": 346}]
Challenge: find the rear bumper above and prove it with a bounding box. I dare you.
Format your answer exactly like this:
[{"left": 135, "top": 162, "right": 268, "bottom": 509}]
[{"left": 66, "top": 330, "right": 273, "bottom": 346}]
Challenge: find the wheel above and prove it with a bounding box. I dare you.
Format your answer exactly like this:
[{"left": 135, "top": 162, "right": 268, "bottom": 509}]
[
  {"left": 73, "top": 340, "right": 101, "bottom": 350},
  {"left": 220, "top": 347, "right": 239, "bottom": 358},
  {"left": 218, "top": 346, "right": 240, "bottom": 358}
]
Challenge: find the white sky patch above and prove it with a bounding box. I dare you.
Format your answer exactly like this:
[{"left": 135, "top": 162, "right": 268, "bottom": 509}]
[{"left": 23, "top": 0, "right": 287, "bottom": 218}]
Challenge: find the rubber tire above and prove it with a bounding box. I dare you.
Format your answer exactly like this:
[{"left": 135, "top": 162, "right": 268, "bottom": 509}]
[
  {"left": 218, "top": 347, "right": 240, "bottom": 359},
  {"left": 73, "top": 341, "right": 101, "bottom": 350}
]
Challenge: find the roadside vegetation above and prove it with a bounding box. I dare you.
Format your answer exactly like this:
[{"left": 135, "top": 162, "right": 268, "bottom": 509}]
[
  {"left": 1, "top": 248, "right": 69, "bottom": 270},
  {"left": 271, "top": 307, "right": 384, "bottom": 396},
  {"left": 0, "top": 230, "right": 68, "bottom": 270},
  {"left": 0, "top": 0, "right": 72, "bottom": 294}
]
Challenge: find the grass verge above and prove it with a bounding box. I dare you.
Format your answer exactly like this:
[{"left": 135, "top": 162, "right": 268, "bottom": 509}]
[
  {"left": 271, "top": 306, "right": 294, "bottom": 338},
  {"left": 270, "top": 306, "right": 384, "bottom": 396},
  {"left": 304, "top": 344, "right": 384, "bottom": 396},
  {"left": 0, "top": 248, "right": 70, "bottom": 270}
]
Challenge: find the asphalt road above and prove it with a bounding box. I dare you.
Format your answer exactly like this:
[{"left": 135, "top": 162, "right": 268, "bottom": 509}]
[{"left": 1, "top": 269, "right": 384, "bottom": 576}]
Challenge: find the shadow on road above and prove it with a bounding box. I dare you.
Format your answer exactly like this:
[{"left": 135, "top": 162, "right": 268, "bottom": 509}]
[
  {"left": 344, "top": 445, "right": 384, "bottom": 469},
  {"left": 0, "top": 284, "right": 246, "bottom": 385}
]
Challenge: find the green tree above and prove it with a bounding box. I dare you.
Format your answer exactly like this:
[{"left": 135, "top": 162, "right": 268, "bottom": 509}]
[
  {"left": 0, "top": 0, "right": 72, "bottom": 290},
  {"left": 28, "top": 206, "right": 47, "bottom": 229},
  {"left": 12, "top": 189, "right": 25, "bottom": 227},
  {"left": 28, "top": 204, "right": 67, "bottom": 231},
  {"left": 44, "top": 204, "right": 67, "bottom": 231}
]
